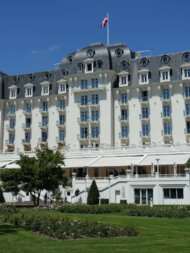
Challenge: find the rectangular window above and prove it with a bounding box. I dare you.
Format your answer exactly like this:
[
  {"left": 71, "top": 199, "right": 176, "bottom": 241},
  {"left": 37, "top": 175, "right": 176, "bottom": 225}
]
[
  {"left": 42, "top": 116, "right": 48, "bottom": 126},
  {"left": 87, "top": 63, "right": 92, "bottom": 72},
  {"left": 121, "top": 76, "right": 127, "bottom": 85},
  {"left": 59, "top": 130, "right": 65, "bottom": 141},
  {"left": 80, "top": 127, "right": 88, "bottom": 138},
  {"left": 121, "top": 125, "right": 128, "bottom": 137},
  {"left": 10, "top": 105, "right": 15, "bottom": 114},
  {"left": 184, "top": 69, "right": 190, "bottom": 78},
  {"left": 27, "top": 88, "right": 32, "bottom": 96},
  {"left": 163, "top": 122, "right": 171, "bottom": 135},
  {"left": 91, "top": 94, "right": 99, "bottom": 105},
  {"left": 9, "top": 119, "right": 15, "bottom": 129},
  {"left": 163, "top": 188, "right": 184, "bottom": 199},
  {"left": 26, "top": 118, "right": 31, "bottom": 128},
  {"left": 81, "top": 111, "right": 88, "bottom": 122},
  {"left": 25, "top": 132, "right": 31, "bottom": 143},
  {"left": 42, "top": 101, "right": 48, "bottom": 111},
  {"left": 121, "top": 93, "right": 127, "bottom": 104},
  {"left": 141, "top": 74, "right": 147, "bottom": 83},
  {"left": 59, "top": 99, "right": 65, "bottom": 109},
  {"left": 43, "top": 86, "right": 49, "bottom": 94},
  {"left": 91, "top": 79, "right": 98, "bottom": 89},
  {"left": 121, "top": 109, "right": 128, "bottom": 120},
  {"left": 81, "top": 95, "right": 88, "bottom": 105},
  {"left": 163, "top": 105, "right": 171, "bottom": 117},
  {"left": 186, "top": 121, "right": 190, "bottom": 133},
  {"left": 162, "top": 71, "right": 169, "bottom": 80},
  {"left": 142, "top": 107, "right": 149, "bottom": 119},
  {"left": 91, "top": 126, "right": 99, "bottom": 138},
  {"left": 186, "top": 104, "right": 190, "bottom": 115},
  {"left": 60, "top": 84, "right": 66, "bottom": 92},
  {"left": 9, "top": 133, "right": 14, "bottom": 144},
  {"left": 42, "top": 132, "right": 48, "bottom": 142},
  {"left": 59, "top": 114, "right": 65, "bottom": 125},
  {"left": 26, "top": 103, "right": 31, "bottom": 113},
  {"left": 142, "top": 124, "right": 149, "bottom": 136},
  {"left": 141, "top": 90, "right": 148, "bottom": 101},
  {"left": 162, "top": 88, "right": 170, "bottom": 99},
  {"left": 185, "top": 86, "right": 190, "bottom": 98},
  {"left": 10, "top": 90, "right": 16, "bottom": 98},
  {"left": 91, "top": 110, "right": 99, "bottom": 121},
  {"left": 81, "top": 80, "right": 88, "bottom": 90}
]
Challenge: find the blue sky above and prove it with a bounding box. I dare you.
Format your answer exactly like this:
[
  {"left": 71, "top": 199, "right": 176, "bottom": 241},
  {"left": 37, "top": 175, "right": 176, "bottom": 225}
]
[{"left": 0, "top": 0, "right": 190, "bottom": 75}]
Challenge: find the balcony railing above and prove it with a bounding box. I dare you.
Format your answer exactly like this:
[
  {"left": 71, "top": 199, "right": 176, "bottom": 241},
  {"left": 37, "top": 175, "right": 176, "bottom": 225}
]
[
  {"left": 139, "top": 96, "right": 149, "bottom": 103},
  {"left": 23, "top": 108, "right": 32, "bottom": 114},
  {"left": 184, "top": 128, "right": 190, "bottom": 134},
  {"left": 161, "top": 112, "right": 171, "bottom": 118},
  {"left": 160, "top": 95, "right": 170, "bottom": 101},
  {"left": 6, "top": 125, "right": 15, "bottom": 131},
  {"left": 119, "top": 133, "right": 128, "bottom": 139},
  {"left": 38, "top": 138, "right": 48, "bottom": 143},
  {"left": 77, "top": 134, "right": 89, "bottom": 140},
  {"left": 56, "top": 120, "right": 65, "bottom": 127},
  {"left": 118, "top": 115, "right": 128, "bottom": 121},
  {"left": 5, "top": 140, "right": 14, "bottom": 145},
  {"left": 72, "top": 84, "right": 106, "bottom": 93},
  {"left": 6, "top": 110, "right": 16, "bottom": 116},
  {"left": 162, "top": 130, "right": 172, "bottom": 136},
  {"left": 38, "top": 122, "right": 48, "bottom": 128},
  {"left": 39, "top": 107, "right": 48, "bottom": 113},
  {"left": 139, "top": 114, "right": 149, "bottom": 120},
  {"left": 77, "top": 117, "right": 89, "bottom": 123},
  {"left": 56, "top": 137, "right": 65, "bottom": 143},
  {"left": 56, "top": 105, "right": 66, "bottom": 111},
  {"left": 22, "top": 139, "right": 31, "bottom": 144},
  {"left": 22, "top": 123, "right": 31, "bottom": 129}
]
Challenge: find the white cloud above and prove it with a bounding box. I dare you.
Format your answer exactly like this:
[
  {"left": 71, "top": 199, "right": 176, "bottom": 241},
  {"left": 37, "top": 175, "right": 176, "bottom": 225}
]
[
  {"left": 30, "top": 50, "right": 42, "bottom": 55},
  {"left": 48, "top": 45, "right": 59, "bottom": 52}
]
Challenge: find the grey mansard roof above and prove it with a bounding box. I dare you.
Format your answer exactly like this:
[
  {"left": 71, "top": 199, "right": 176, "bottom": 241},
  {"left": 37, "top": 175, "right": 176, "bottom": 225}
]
[{"left": 0, "top": 42, "right": 190, "bottom": 99}]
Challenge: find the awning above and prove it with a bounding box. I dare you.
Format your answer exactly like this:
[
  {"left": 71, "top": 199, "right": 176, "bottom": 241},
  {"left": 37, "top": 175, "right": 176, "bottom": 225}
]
[
  {"left": 63, "top": 157, "right": 97, "bottom": 168},
  {"left": 89, "top": 155, "right": 143, "bottom": 168},
  {"left": 5, "top": 163, "right": 20, "bottom": 169},
  {"left": 138, "top": 154, "right": 190, "bottom": 166}
]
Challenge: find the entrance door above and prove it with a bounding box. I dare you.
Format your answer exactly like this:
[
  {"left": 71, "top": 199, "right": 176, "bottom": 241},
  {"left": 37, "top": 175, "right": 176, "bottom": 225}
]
[
  {"left": 134, "top": 188, "right": 153, "bottom": 205},
  {"left": 115, "top": 190, "right": 121, "bottom": 203}
]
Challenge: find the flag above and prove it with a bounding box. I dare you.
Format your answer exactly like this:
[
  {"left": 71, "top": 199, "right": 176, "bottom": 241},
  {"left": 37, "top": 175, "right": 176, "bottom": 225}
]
[{"left": 101, "top": 14, "right": 108, "bottom": 28}]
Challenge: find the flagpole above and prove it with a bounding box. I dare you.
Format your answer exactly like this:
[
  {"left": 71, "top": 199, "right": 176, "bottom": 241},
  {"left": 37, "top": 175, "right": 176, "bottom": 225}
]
[{"left": 107, "top": 12, "right": 109, "bottom": 45}]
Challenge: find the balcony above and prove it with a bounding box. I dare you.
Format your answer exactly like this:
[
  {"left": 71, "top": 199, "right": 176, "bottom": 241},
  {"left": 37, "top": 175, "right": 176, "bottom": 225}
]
[
  {"left": 119, "top": 133, "right": 128, "bottom": 139},
  {"left": 89, "top": 117, "right": 99, "bottom": 124},
  {"left": 183, "top": 110, "right": 190, "bottom": 119},
  {"left": 72, "top": 84, "right": 106, "bottom": 93},
  {"left": 184, "top": 128, "right": 190, "bottom": 136},
  {"left": 5, "top": 140, "right": 14, "bottom": 146},
  {"left": 140, "top": 131, "right": 150, "bottom": 140},
  {"left": 39, "top": 107, "right": 48, "bottom": 114},
  {"left": 139, "top": 114, "right": 149, "bottom": 122},
  {"left": 88, "top": 134, "right": 100, "bottom": 140},
  {"left": 118, "top": 115, "right": 128, "bottom": 122},
  {"left": 6, "top": 125, "right": 15, "bottom": 132},
  {"left": 56, "top": 105, "right": 66, "bottom": 112},
  {"left": 77, "top": 134, "right": 89, "bottom": 141},
  {"left": 38, "top": 138, "right": 48, "bottom": 145},
  {"left": 6, "top": 110, "right": 16, "bottom": 117},
  {"left": 118, "top": 100, "right": 128, "bottom": 107},
  {"left": 160, "top": 95, "right": 170, "bottom": 101},
  {"left": 77, "top": 102, "right": 90, "bottom": 108},
  {"left": 22, "top": 139, "right": 31, "bottom": 145},
  {"left": 89, "top": 102, "right": 100, "bottom": 108},
  {"left": 23, "top": 108, "right": 32, "bottom": 116},
  {"left": 56, "top": 120, "right": 65, "bottom": 128},
  {"left": 162, "top": 130, "right": 172, "bottom": 138},
  {"left": 22, "top": 123, "right": 31, "bottom": 130},
  {"left": 77, "top": 117, "right": 89, "bottom": 124},
  {"left": 38, "top": 122, "right": 48, "bottom": 129},
  {"left": 56, "top": 137, "right": 65, "bottom": 144},
  {"left": 161, "top": 112, "right": 171, "bottom": 120},
  {"left": 183, "top": 93, "right": 190, "bottom": 100},
  {"left": 139, "top": 96, "right": 149, "bottom": 104}
]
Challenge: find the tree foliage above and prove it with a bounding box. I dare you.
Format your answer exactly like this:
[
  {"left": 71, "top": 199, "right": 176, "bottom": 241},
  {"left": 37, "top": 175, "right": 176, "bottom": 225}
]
[
  {"left": 0, "top": 148, "right": 64, "bottom": 206},
  {"left": 87, "top": 180, "right": 99, "bottom": 205}
]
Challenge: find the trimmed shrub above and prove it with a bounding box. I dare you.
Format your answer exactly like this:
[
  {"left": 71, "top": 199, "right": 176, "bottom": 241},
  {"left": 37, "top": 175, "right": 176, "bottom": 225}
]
[
  {"left": 87, "top": 180, "right": 99, "bottom": 205},
  {"left": 0, "top": 187, "right": 5, "bottom": 203},
  {"left": 120, "top": 200, "right": 127, "bottom": 204},
  {"left": 101, "top": 198, "right": 109, "bottom": 204}
]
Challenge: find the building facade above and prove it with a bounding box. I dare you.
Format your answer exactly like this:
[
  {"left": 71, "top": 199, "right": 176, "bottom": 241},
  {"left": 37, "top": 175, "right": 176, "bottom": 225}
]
[{"left": 1, "top": 42, "right": 190, "bottom": 204}]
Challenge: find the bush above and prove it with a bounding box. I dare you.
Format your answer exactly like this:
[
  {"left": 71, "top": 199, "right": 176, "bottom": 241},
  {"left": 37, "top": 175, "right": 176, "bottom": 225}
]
[
  {"left": 100, "top": 198, "right": 109, "bottom": 204},
  {"left": 58, "top": 204, "right": 122, "bottom": 214},
  {"left": 0, "top": 187, "right": 5, "bottom": 203},
  {"left": 87, "top": 180, "right": 99, "bottom": 205},
  {"left": 2, "top": 209, "right": 138, "bottom": 240},
  {"left": 126, "top": 205, "right": 190, "bottom": 218},
  {"left": 120, "top": 200, "right": 127, "bottom": 204}
]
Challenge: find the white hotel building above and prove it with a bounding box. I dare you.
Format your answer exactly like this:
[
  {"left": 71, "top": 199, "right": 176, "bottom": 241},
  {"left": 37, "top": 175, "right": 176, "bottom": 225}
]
[{"left": 1, "top": 42, "right": 190, "bottom": 205}]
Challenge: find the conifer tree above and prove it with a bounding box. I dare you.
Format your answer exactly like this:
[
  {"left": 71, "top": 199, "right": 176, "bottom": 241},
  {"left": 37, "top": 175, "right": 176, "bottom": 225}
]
[{"left": 87, "top": 179, "right": 99, "bottom": 205}]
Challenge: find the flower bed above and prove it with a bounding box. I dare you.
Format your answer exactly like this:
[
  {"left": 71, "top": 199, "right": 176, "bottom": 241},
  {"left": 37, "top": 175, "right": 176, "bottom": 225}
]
[{"left": 2, "top": 210, "right": 137, "bottom": 240}]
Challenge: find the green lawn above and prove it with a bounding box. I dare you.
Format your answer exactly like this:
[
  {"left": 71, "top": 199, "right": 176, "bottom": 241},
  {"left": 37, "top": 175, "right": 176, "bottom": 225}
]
[{"left": 0, "top": 212, "right": 190, "bottom": 253}]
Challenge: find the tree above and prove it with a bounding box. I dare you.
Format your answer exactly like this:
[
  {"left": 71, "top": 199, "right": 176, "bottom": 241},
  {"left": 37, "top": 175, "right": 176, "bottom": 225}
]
[
  {"left": 0, "top": 186, "right": 5, "bottom": 203},
  {"left": 87, "top": 180, "right": 100, "bottom": 205},
  {"left": 0, "top": 148, "right": 64, "bottom": 206}
]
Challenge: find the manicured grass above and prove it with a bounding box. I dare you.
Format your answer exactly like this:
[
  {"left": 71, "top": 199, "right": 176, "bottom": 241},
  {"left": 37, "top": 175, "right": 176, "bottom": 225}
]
[{"left": 0, "top": 212, "right": 190, "bottom": 253}]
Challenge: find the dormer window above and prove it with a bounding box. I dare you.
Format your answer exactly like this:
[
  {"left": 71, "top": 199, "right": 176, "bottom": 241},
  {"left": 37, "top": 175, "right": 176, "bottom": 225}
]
[
  {"left": 57, "top": 79, "right": 67, "bottom": 94},
  {"left": 78, "top": 63, "right": 83, "bottom": 72},
  {"left": 9, "top": 85, "right": 17, "bottom": 99},
  {"left": 138, "top": 69, "right": 149, "bottom": 85},
  {"left": 181, "top": 64, "right": 190, "bottom": 80},
  {"left": 118, "top": 72, "right": 129, "bottom": 87},
  {"left": 84, "top": 58, "right": 94, "bottom": 73},
  {"left": 159, "top": 66, "right": 171, "bottom": 82},
  {"left": 24, "top": 83, "right": 33, "bottom": 98},
  {"left": 41, "top": 81, "right": 50, "bottom": 96}
]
